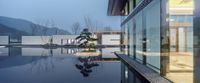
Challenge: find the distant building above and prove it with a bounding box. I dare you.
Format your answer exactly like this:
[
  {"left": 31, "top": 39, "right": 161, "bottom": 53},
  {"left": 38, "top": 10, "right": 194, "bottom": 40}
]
[
  {"left": 52, "top": 35, "right": 78, "bottom": 45},
  {"left": 94, "top": 31, "right": 121, "bottom": 45},
  {"left": 0, "top": 36, "right": 9, "bottom": 45},
  {"left": 22, "top": 36, "right": 51, "bottom": 45},
  {"left": 21, "top": 35, "right": 78, "bottom": 45}
]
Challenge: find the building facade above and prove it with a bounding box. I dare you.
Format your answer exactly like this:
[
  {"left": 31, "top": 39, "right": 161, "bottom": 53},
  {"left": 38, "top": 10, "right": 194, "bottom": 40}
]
[
  {"left": 21, "top": 35, "right": 78, "bottom": 45},
  {"left": 108, "top": 0, "right": 200, "bottom": 83},
  {"left": 94, "top": 31, "right": 121, "bottom": 45},
  {"left": 0, "top": 36, "right": 9, "bottom": 45},
  {"left": 101, "top": 34, "right": 120, "bottom": 45}
]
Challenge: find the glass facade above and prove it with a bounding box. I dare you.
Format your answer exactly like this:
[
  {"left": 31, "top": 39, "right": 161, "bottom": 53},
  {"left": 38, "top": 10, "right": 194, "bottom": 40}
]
[
  {"left": 124, "top": 0, "right": 161, "bottom": 70},
  {"left": 120, "top": 0, "right": 196, "bottom": 83},
  {"left": 144, "top": 0, "right": 161, "bottom": 70},
  {"left": 134, "top": 12, "right": 143, "bottom": 62}
]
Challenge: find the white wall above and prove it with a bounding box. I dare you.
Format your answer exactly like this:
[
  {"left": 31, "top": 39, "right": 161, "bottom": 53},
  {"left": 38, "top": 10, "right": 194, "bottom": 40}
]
[
  {"left": 102, "top": 35, "right": 120, "bottom": 45},
  {"left": 0, "top": 36, "right": 9, "bottom": 45},
  {"left": 22, "top": 36, "right": 51, "bottom": 45},
  {"left": 22, "top": 35, "right": 97, "bottom": 45},
  {"left": 52, "top": 35, "right": 78, "bottom": 45}
]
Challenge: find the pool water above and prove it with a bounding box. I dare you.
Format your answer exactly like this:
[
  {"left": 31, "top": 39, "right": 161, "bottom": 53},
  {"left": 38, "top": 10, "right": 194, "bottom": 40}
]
[{"left": 0, "top": 47, "right": 121, "bottom": 83}]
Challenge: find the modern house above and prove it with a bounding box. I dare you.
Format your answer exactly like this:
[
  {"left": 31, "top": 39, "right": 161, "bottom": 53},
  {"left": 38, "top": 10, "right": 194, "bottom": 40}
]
[
  {"left": 108, "top": 0, "right": 200, "bottom": 83},
  {"left": 21, "top": 35, "right": 78, "bottom": 45},
  {"left": 94, "top": 31, "right": 121, "bottom": 46}
]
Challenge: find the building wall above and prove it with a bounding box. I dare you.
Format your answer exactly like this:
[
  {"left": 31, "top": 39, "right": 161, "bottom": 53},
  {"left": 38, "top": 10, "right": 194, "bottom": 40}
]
[
  {"left": 0, "top": 36, "right": 9, "bottom": 45},
  {"left": 101, "top": 34, "right": 120, "bottom": 45},
  {"left": 52, "top": 35, "right": 78, "bottom": 45},
  {"left": 22, "top": 36, "right": 51, "bottom": 45},
  {"left": 21, "top": 35, "right": 97, "bottom": 45}
]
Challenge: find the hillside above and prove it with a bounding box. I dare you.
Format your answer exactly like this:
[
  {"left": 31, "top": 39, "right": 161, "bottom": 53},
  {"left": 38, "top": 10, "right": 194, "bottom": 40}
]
[{"left": 0, "top": 16, "right": 71, "bottom": 35}]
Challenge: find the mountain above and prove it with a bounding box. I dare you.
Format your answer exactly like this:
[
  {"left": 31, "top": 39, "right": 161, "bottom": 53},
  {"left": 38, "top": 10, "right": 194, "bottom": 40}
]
[
  {"left": 0, "top": 16, "right": 71, "bottom": 36},
  {"left": 0, "top": 24, "right": 29, "bottom": 36}
]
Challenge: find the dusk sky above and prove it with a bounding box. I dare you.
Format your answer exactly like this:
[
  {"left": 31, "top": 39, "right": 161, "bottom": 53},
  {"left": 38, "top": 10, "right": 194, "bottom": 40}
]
[{"left": 0, "top": 0, "right": 121, "bottom": 31}]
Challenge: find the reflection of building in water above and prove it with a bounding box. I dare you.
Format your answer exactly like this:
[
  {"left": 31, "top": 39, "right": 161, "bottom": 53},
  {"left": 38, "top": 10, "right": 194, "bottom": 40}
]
[
  {"left": 0, "top": 47, "right": 9, "bottom": 56},
  {"left": 0, "top": 47, "right": 22, "bottom": 56},
  {"left": 54, "top": 48, "right": 79, "bottom": 56},
  {"left": 107, "top": 0, "right": 198, "bottom": 83}
]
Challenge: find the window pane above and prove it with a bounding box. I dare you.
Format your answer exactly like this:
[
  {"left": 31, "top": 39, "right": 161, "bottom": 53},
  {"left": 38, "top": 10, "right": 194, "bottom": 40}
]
[{"left": 144, "top": 0, "right": 161, "bottom": 70}]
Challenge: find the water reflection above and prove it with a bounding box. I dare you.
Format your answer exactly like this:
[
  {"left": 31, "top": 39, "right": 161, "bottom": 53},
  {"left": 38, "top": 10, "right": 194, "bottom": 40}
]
[
  {"left": 75, "top": 56, "right": 100, "bottom": 77},
  {"left": 0, "top": 47, "right": 120, "bottom": 83}
]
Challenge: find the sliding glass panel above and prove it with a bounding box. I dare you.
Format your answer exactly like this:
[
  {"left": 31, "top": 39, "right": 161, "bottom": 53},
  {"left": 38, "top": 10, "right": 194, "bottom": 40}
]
[
  {"left": 144, "top": 0, "right": 161, "bottom": 71},
  {"left": 135, "top": 12, "right": 143, "bottom": 62},
  {"left": 128, "top": 20, "right": 134, "bottom": 58}
]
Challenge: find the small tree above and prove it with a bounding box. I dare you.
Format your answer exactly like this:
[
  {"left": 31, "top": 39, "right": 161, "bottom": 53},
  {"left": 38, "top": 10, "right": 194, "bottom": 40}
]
[{"left": 76, "top": 28, "right": 97, "bottom": 51}]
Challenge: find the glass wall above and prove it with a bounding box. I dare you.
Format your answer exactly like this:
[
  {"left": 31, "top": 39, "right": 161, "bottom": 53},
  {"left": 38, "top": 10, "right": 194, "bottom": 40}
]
[
  {"left": 128, "top": 21, "right": 134, "bottom": 58},
  {"left": 122, "top": 24, "right": 129, "bottom": 55},
  {"left": 134, "top": 12, "right": 143, "bottom": 62},
  {"left": 125, "top": 0, "right": 161, "bottom": 69},
  {"left": 144, "top": 0, "right": 161, "bottom": 71}
]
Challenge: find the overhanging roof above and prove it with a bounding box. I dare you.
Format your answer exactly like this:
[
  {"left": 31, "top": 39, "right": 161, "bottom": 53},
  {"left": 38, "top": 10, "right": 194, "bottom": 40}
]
[{"left": 107, "top": 0, "right": 128, "bottom": 16}]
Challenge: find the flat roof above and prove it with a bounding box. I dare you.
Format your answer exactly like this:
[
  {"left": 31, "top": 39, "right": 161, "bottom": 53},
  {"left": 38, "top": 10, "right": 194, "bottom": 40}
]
[{"left": 107, "top": 0, "right": 127, "bottom": 16}]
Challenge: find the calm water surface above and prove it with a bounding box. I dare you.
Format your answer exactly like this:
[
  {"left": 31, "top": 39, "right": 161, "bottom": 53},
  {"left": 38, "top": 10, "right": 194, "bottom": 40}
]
[{"left": 0, "top": 47, "right": 121, "bottom": 83}]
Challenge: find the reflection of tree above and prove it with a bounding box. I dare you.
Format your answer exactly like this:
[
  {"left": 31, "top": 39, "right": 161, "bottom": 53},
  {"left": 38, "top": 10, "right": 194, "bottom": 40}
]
[
  {"left": 75, "top": 56, "right": 100, "bottom": 77},
  {"left": 29, "top": 49, "right": 55, "bottom": 73},
  {"left": 30, "top": 20, "right": 56, "bottom": 44},
  {"left": 29, "top": 57, "right": 55, "bottom": 73}
]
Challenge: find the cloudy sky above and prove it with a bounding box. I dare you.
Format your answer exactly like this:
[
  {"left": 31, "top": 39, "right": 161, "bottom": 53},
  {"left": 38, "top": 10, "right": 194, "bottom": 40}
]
[{"left": 0, "top": 0, "right": 121, "bottom": 31}]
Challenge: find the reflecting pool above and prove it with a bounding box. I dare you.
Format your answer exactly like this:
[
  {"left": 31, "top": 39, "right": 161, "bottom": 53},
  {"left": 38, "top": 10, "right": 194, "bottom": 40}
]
[{"left": 0, "top": 47, "right": 121, "bottom": 83}]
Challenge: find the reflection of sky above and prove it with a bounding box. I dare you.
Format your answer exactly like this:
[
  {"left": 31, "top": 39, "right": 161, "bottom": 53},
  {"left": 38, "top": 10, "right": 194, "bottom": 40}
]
[
  {"left": 0, "top": 47, "right": 121, "bottom": 83},
  {"left": 0, "top": 0, "right": 121, "bottom": 31}
]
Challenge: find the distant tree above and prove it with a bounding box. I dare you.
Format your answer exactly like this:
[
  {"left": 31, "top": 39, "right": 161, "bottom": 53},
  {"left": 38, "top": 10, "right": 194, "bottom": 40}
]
[
  {"left": 30, "top": 19, "right": 56, "bottom": 44},
  {"left": 71, "top": 22, "right": 81, "bottom": 35},
  {"left": 30, "top": 24, "right": 38, "bottom": 35},
  {"left": 104, "top": 26, "right": 112, "bottom": 31},
  {"left": 84, "top": 16, "right": 96, "bottom": 34}
]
